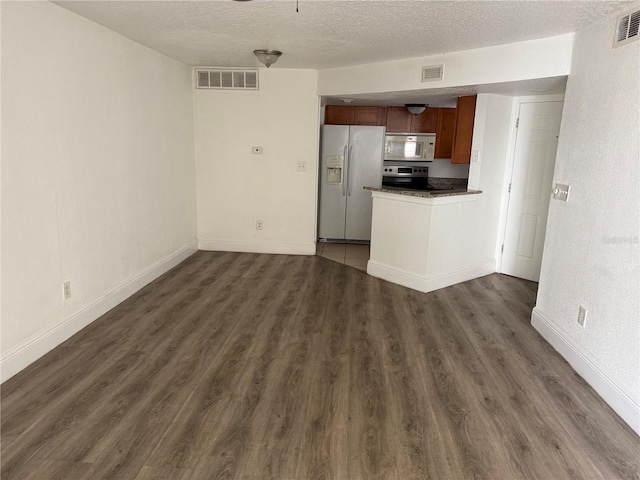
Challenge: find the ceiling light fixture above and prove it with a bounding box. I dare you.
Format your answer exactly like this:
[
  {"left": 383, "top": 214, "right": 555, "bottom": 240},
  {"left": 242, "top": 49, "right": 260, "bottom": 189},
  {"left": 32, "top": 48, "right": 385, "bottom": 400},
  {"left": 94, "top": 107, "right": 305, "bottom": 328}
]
[
  {"left": 253, "top": 49, "right": 282, "bottom": 68},
  {"left": 406, "top": 104, "right": 428, "bottom": 115}
]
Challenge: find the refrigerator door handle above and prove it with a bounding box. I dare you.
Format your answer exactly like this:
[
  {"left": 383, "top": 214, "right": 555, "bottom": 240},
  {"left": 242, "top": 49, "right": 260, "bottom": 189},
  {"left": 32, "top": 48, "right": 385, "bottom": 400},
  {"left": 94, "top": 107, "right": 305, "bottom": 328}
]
[
  {"left": 347, "top": 145, "right": 353, "bottom": 196},
  {"left": 342, "top": 146, "right": 348, "bottom": 196}
]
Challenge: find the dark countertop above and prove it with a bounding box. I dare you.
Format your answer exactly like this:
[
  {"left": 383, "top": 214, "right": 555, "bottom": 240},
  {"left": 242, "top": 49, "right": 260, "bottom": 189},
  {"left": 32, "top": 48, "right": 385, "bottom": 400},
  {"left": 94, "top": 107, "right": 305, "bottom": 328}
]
[{"left": 364, "top": 186, "right": 482, "bottom": 198}]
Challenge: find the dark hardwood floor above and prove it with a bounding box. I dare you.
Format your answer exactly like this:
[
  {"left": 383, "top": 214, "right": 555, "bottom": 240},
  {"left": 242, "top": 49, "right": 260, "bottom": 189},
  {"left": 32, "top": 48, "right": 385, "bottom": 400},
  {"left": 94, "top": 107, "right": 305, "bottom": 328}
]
[{"left": 2, "top": 251, "right": 639, "bottom": 479}]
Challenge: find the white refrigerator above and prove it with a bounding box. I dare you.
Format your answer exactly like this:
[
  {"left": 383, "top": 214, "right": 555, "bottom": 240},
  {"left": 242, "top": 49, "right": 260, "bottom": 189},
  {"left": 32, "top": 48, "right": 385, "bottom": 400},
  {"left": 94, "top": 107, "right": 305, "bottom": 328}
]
[{"left": 319, "top": 125, "right": 385, "bottom": 241}]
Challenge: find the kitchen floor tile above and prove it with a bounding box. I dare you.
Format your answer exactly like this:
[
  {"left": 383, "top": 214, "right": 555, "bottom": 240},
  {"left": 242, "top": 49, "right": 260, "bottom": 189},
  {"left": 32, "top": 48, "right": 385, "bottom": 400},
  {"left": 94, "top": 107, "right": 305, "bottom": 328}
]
[
  {"left": 321, "top": 243, "right": 347, "bottom": 259},
  {"left": 346, "top": 244, "right": 370, "bottom": 260},
  {"left": 316, "top": 242, "right": 370, "bottom": 272},
  {"left": 345, "top": 258, "right": 368, "bottom": 271},
  {"left": 322, "top": 255, "right": 346, "bottom": 265}
]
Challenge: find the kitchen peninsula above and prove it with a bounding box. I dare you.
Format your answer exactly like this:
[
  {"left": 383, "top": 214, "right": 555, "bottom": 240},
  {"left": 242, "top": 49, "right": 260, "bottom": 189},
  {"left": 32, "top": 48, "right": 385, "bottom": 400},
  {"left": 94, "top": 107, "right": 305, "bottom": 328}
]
[{"left": 364, "top": 187, "right": 496, "bottom": 293}]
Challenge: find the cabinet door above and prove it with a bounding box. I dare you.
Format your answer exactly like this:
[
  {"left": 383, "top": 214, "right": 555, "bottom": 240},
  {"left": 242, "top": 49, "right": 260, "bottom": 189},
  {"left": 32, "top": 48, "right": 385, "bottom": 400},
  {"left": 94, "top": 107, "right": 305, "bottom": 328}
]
[
  {"left": 435, "top": 108, "right": 456, "bottom": 158},
  {"left": 325, "top": 105, "right": 355, "bottom": 125},
  {"left": 354, "top": 106, "right": 387, "bottom": 126},
  {"left": 451, "top": 95, "right": 477, "bottom": 164},
  {"left": 385, "top": 107, "right": 412, "bottom": 133},
  {"left": 409, "top": 107, "right": 438, "bottom": 133}
]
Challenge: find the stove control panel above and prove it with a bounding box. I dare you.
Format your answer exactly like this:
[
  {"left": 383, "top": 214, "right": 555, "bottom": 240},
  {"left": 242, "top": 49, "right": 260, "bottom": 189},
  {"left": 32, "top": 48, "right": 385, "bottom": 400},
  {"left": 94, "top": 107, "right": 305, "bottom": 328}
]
[{"left": 382, "top": 166, "right": 428, "bottom": 177}]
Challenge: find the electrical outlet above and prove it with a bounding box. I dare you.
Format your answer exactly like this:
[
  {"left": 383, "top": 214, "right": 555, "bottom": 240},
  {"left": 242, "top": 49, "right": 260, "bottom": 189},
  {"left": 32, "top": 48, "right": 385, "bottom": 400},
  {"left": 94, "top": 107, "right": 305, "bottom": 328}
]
[
  {"left": 577, "top": 305, "right": 587, "bottom": 327},
  {"left": 256, "top": 220, "right": 263, "bottom": 230},
  {"left": 252, "top": 147, "right": 263, "bottom": 154},
  {"left": 63, "top": 281, "right": 71, "bottom": 299},
  {"left": 296, "top": 161, "right": 307, "bottom": 172}
]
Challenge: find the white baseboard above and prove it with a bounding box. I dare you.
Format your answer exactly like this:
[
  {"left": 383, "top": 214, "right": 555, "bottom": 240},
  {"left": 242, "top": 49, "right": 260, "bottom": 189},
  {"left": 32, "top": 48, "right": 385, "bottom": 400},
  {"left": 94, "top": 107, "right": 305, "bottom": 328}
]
[
  {"left": 367, "top": 260, "right": 496, "bottom": 294},
  {"left": 1, "top": 243, "right": 198, "bottom": 383},
  {"left": 366, "top": 261, "right": 428, "bottom": 291},
  {"left": 198, "top": 238, "right": 315, "bottom": 256},
  {"left": 425, "top": 260, "right": 496, "bottom": 293},
  {"left": 531, "top": 307, "right": 640, "bottom": 436}
]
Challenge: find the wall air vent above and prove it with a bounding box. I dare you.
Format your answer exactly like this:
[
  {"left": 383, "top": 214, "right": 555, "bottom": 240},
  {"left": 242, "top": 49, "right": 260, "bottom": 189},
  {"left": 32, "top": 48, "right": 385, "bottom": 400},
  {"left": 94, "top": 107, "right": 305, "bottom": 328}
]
[
  {"left": 421, "top": 64, "right": 444, "bottom": 82},
  {"left": 614, "top": 8, "right": 640, "bottom": 47},
  {"left": 196, "top": 68, "right": 259, "bottom": 90}
]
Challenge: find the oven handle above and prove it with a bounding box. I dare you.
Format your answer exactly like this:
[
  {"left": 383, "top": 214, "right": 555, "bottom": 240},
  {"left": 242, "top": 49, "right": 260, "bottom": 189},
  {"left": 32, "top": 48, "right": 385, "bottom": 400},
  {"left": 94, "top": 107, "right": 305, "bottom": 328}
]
[
  {"left": 347, "top": 146, "right": 353, "bottom": 196},
  {"left": 384, "top": 174, "right": 428, "bottom": 178}
]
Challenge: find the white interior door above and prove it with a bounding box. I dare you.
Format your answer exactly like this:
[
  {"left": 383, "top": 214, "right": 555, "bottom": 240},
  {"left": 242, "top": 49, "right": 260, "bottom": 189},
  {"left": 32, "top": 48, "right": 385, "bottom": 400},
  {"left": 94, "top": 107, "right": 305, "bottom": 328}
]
[{"left": 501, "top": 101, "right": 563, "bottom": 281}]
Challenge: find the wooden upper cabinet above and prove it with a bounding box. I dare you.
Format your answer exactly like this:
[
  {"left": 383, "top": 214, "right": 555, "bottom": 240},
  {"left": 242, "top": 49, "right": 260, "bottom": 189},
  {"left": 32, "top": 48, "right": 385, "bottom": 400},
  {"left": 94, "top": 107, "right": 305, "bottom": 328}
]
[
  {"left": 325, "top": 105, "right": 355, "bottom": 125},
  {"left": 434, "top": 108, "right": 456, "bottom": 159},
  {"left": 385, "top": 107, "right": 412, "bottom": 133},
  {"left": 325, "top": 105, "right": 387, "bottom": 126},
  {"left": 354, "top": 106, "right": 387, "bottom": 126},
  {"left": 386, "top": 106, "right": 438, "bottom": 133},
  {"left": 451, "top": 95, "right": 477, "bottom": 164},
  {"left": 409, "top": 107, "right": 438, "bottom": 133}
]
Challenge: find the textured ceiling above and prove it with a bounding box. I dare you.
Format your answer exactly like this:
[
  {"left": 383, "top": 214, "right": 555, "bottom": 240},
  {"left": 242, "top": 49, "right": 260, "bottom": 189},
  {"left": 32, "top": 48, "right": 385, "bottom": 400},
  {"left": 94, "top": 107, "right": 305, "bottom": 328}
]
[{"left": 55, "top": 0, "right": 633, "bottom": 70}]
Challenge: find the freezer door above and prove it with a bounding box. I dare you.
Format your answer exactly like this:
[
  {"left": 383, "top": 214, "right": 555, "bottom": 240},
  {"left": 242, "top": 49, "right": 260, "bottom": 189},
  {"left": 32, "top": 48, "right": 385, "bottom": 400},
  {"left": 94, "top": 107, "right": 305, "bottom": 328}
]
[
  {"left": 319, "top": 125, "right": 349, "bottom": 239},
  {"left": 345, "top": 126, "right": 385, "bottom": 241}
]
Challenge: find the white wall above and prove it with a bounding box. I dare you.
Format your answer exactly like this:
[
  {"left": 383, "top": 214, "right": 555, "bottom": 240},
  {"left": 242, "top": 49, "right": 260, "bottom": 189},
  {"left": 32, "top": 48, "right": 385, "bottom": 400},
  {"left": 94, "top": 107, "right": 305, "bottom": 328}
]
[
  {"left": 195, "top": 69, "right": 319, "bottom": 255},
  {"left": 468, "top": 94, "right": 517, "bottom": 261},
  {"left": 0, "top": 2, "right": 4, "bottom": 360},
  {"left": 1, "top": 2, "right": 197, "bottom": 380},
  {"left": 532, "top": 3, "right": 640, "bottom": 434},
  {"left": 318, "top": 34, "right": 574, "bottom": 96}
]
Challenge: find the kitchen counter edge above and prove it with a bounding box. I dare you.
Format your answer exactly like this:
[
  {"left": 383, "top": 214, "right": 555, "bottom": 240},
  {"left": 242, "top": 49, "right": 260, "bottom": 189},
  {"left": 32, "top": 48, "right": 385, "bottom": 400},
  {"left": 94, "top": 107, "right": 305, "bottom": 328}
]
[{"left": 363, "top": 186, "right": 483, "bottom": 198}]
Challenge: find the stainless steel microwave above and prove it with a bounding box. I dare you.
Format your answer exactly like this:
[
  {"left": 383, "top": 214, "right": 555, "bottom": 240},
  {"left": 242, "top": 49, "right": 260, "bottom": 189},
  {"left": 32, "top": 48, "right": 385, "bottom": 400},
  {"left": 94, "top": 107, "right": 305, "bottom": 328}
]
[{"left": 384, "top": 134, "right": 436, "bottom": 161}]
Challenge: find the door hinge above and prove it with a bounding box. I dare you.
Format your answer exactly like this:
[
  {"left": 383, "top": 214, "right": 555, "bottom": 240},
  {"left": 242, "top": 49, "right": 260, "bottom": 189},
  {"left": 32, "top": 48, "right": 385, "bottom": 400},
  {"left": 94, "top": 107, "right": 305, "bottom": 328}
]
[
  {"left": 508, "top": 183, "right": 512, "bottom": 193},
  {"left": 501, "top": 244, "right": 504, "bottom": 253},
  {"left": 516, "top": 118, "right": 519, "bottom": 128}
]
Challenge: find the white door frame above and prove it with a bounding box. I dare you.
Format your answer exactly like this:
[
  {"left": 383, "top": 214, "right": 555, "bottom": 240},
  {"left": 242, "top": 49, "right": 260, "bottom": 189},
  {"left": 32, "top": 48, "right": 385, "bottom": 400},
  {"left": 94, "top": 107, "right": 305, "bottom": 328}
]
[{"left": 496, "top": 94, "right": 565, "bottom": 274}]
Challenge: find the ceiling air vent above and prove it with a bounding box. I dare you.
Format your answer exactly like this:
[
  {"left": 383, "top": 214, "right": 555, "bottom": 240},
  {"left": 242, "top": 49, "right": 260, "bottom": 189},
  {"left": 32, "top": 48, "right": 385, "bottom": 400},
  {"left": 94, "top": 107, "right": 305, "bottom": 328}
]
[
  {"left": 614, "top": 8, "right": 640, "bottom": 47},
  {"left": 196, "top": 68, "right": 259, "bottom": 90},
  {"left": 421, "top": 64, "right": 444, "bottom": 83}
]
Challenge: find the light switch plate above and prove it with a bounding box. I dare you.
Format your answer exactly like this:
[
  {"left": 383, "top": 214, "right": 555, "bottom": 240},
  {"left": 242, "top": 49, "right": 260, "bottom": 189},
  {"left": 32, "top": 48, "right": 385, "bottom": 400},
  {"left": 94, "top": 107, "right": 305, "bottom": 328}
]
[
  {"left": 296, "top": 161, "right": 307, "bottom": 172},
  {"left": 553, "top": 183, "right": 570, "bottom": 201}
]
